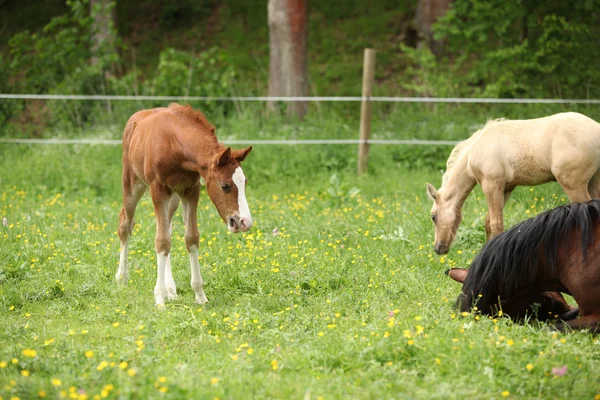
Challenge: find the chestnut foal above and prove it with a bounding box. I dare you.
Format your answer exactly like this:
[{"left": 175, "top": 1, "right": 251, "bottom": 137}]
[{"left": 115, "top": 103, "right": 253, "bottom": 307}]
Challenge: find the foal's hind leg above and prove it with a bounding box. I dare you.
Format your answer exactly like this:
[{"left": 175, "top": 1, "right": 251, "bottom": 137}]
[
  {"left": 165, "top": 194, "right": 180, "bottom": 299},
  {"left": 150, "top": 184, "right": 175, "bottom": 307},
  {"left": 587, "top": 170, "right": 600, "bottom": 199},
  {"left": 181, "top": 183, "right": 208, "bottom": 304},
  {"left": 116, "top": 177, "right": 146, "bottom": 284}
]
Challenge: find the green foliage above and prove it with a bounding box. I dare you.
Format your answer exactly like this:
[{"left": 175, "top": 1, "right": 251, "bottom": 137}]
[
  {"left": 434, "top": 0, "right": 600, "bottom": 98},
  {"left": 152, "top": 47, "right": 237, "bottom": 116}
]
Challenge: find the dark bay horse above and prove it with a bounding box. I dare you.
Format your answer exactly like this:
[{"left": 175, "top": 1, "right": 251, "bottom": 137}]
[
  {"left": 447, "top": 200, "right": 600, "bottom": 332},
  {"left": 115, "top": 103, "right": 253, "bottom": 307}
]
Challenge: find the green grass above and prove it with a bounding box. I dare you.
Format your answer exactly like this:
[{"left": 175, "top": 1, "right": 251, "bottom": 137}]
[{"left": 1, "top": 137, "right": 599, "bottom": 400}]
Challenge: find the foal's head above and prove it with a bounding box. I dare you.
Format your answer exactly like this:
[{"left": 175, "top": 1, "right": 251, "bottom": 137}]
[
  {"left": 426, "top": 183, "right": 461, "bottom": 255},
  {"left": 206, "top": 146, "right": 253, "bottom": 233}
]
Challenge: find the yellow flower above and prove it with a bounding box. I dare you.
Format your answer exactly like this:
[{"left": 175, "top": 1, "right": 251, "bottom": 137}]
[
  {"left": 0, "top": 361, "right": 7, "bottom": 368},
  {"left": 526, "top": 364, "right": 534, "bottom": 371},
  {"left": 247, "top": 348, "right": 254, "bottom": 355},
  {"left": 51, "top": 378, "right": 62, "bottom": 387},
  {"left": 96, "top": 361, "right": 109, "bottom": 371},
  {"left": 20, "top": 370, "right": 30, "bottom": 377},
  {"left": 22, "top": 349, "right": 37, "bottom": 358},
  {"left": 317, "top": 332, "right": 325, "bottom": 337},
  {"left": 271, "top": 360, "right": 279, "bottom": 370},
  {"left": 127, "top": 369, "right": 137, "bottom": 377},
  {"left": 435, "top": 358, "right": 441, "bottom": 365},
  {"left": 158, "top": 376, "right": 167, "bottom": 383},
  {"left": 119, "top": 362, "right": 128, "bottom": 370},
  {"left": 84, "top": 351, "right": 94, "bottom": 358},
  {"left": 501, "top": 391, "right": 510, "bottom": 397},
  {"left": 407, "top": 340, "right": 414, "bottom": 346},
  {"left": 38, "top": 390, "right": 47, "bottom": 398},
  {"left": 210, "top": 377, "right": 219, "bottom": 385},
  {"left": 507, "top": 339, "right": 514, "bottom": 346},
  {"left": 158, "top": 387, "right": 168, "bottom": 393},
  {"left": 112, "top": 322, "right": 120, "bottom": 328}
]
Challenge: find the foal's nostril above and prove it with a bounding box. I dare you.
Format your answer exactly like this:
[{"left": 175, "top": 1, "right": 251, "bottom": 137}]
[
  {"left": 228, "top": 217, "right": 238, "bottom": 230},
  {"left": 240, "top": 218, "right": 253, "bottom": 231}
]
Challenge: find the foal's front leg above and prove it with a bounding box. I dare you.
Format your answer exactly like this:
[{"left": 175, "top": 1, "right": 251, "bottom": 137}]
[
  {"left": 151, "top": 184, "right": 174, "bottom": 307},
  {"left": 181, "top": 184, "right": 208, "bottom": 304},
  {"left": 482, "top": 181, "right": 508, "bottom": 240}
]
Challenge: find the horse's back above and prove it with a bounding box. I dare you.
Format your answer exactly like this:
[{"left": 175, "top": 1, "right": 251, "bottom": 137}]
[{"left": 467, "top": 112, "right": 600, "bottom": 184}]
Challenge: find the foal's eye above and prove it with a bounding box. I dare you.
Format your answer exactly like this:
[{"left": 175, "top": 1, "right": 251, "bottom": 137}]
[
  {"left": 220, "top": 182, "right": 232, "bottom": 192},
  {"left": 431, "top": 214, "right": 437, "bottom": 223}
]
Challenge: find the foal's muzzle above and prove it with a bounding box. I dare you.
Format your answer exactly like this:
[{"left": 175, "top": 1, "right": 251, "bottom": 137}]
[
  {"left": 434, "top": 242, "right": 449, "bottom": 255},
  {"left": 228, "top": 215, "right": 253, "bottom": 233}
]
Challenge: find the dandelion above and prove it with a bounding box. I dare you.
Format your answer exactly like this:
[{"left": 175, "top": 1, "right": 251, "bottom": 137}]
[
  {"left": 158, "top": 386, "right": 168, "bottom": 393},
  {"left": 51, "top": 378, "right": 62, "bottom": 387},
  {"left": 22, "top": 349, "right": 37, "bottom": 358},
  {"left": 112, "top": 322, "right": 120, "bottom": 328},
  {"left": 21, "top": 370, "right": 30, "bottom": 377},
  {"left": 11, "top": 358, "right": 18, "bottom": 365},
  {"left": 0, "top": 361, "right": 7, "bottom": 368},
  {"left": 119, "top": 361, "right": 128, "bottom": 370},
  {"left": 435, "top": 358, "right": 441, "bottom": 365},
  {"left": 96, "top": 361, "right": 109, "bottom": 371},
  {"left": 271, "top": 360, "right": 279, "bottom": 370},
  {"left": 84, "top": 351, "right": 94, "bottom": 358},
  {"left": 127, "top": 369, "right": 137, "bottom": 377},
  {"left": 501, "top": 390, "right": 510, "bottom": 397},
  {"left": 38, "top": 390, "right": 47, "bottom": 398},
  {"left": 526, "top": 364, "right": 534, "bottom": 371},
  {"left": 210, "top": 377, "right": 219, "bottom": 385}
]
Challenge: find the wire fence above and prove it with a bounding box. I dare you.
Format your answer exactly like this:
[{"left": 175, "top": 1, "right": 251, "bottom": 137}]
[
  {"left": 1, "top": 94, "right": 599, "bottom": 146},
  {"left": 2, "top": 94, "right": 600, "bottom": 104}
]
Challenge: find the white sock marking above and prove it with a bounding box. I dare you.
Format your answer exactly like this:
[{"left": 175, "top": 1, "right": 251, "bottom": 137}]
[
  {"left": 116, "top": 239, "right": 129, "bottom": 283},
  {"left": 154, "top": 251, "right": 168, "bottom": 307},
  {"left": 232, "top": 167, "right": 252, "bottom": 223},
  {"left": 189, "top": 245, "right": 208, "bottom": 304}
]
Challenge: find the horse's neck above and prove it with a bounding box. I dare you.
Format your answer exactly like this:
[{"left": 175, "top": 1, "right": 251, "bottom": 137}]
[
  {"left": 183, "top": 133, "right": 225, "bottom": 178},
  {"left": 442, "top": 154, "right": 476, "bottom": 208}
]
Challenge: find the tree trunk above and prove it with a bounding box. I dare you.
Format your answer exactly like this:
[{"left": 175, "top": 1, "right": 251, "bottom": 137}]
[
  {"left": 268, "top": 0, "right": 308, "bottom": 119},
  {"left": 90, "top": 0, "right": 117, "bottom": 70},
  {"left": 415, "top": 0, "right": 452, "bottom": 56}
]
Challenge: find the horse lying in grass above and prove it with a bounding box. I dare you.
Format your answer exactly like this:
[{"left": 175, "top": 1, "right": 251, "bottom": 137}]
[
  {"left": 447, "top": 200, "right": 600, "bottom": 333},
  {"left": 426, "top": 112, "right": 600, "bottom": 254},
  {"left": 116, "top": 103, "right": 253, "bottom": 307}
]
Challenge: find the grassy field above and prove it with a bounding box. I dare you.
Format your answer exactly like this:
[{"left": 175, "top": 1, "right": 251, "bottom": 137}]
[{"left": 1, "top": 135, "right": 599, "bottom": 399}]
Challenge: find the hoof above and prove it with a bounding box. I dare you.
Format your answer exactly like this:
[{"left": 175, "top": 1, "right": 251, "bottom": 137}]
[
  {"left": 195, "top": 292, "right": 209, "bottom": 305},
  {"left": 166, "top": 286, "right": 178, "bottom": 300},
  {"left": 115, "top": 273, "right": 128, "bottom": 285}
]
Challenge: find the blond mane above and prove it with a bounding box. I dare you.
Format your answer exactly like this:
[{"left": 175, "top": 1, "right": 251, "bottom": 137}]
[
  {"left": 168, "top": 103, "right": 215, "bottom": 133},
  {"left": 441, "top": 118, "right": 505, "bottom": 188}
]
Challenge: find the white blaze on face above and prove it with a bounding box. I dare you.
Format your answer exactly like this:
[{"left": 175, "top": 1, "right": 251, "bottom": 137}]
[{"left": 232, "top": 166, "right": 252, "bottom": 223}]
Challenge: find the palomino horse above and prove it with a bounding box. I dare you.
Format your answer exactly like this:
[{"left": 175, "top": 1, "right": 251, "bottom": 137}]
[
  {"left": 115, "top": 103, "right": 253, "bottom": 307},
  {"left": 426, "top": 112, "right": 600, "bottom": 254},
  {"left": 447, "top": 200, "right": 600, "bottom": 332}
]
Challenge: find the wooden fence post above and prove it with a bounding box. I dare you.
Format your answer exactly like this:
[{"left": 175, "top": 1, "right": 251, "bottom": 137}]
[{"left": 357, "top": 48, "right": 376, "bottom": 175}]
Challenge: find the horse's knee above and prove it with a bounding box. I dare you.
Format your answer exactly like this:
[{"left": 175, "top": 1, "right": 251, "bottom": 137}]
[
  {"left": 185, "top": 233, "right": 200, "bottom": 251},
  {"left": 155, "top": 233, "right": 171, "bottom": 254}
]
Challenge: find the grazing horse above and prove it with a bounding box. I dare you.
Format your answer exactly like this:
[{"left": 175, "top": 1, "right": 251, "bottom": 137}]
[
  {"left": 115, "top": 103, "right": 253, "bottom": 307},
  {"left": 426, "top": 112, "right": 600, "bottom": 254},
  {"left": 447, "top": 200, "right": 600, "bottom": 332}
]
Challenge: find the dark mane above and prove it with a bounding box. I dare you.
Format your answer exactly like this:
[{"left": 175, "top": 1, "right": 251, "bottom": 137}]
[
  {"left": 168, "top": 103, "right": 215, "bottom": 134},
  {"left": 459, "top": 200, "right": 600, "bottom": 314}
]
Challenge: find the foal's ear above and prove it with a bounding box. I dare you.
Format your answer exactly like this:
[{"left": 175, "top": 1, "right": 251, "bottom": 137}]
[
  {"left": 446, "top": 268, "right": 468, "bottom": 284},
  {"left": 214, "top": 147, "right": 232, "bottom": 167},
  {"left": 426, "top": 183, "right": 438, "bottom": 201},
  {"left": 233, "top": 146, "right": 252, "bottom": 163}
]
